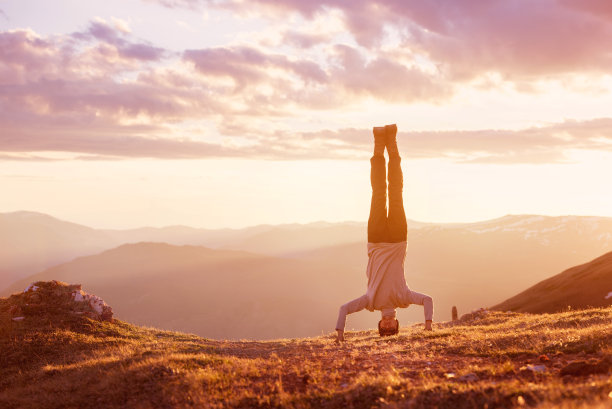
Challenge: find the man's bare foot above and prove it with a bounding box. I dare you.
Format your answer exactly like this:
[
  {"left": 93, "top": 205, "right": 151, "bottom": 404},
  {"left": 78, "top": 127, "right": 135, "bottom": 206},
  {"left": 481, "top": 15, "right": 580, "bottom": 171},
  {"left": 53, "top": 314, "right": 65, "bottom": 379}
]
[
  {"left": 384, "top": 124, "right": 397, "bottom": 135},
  {"left": 336, "top": 329, "right": 345, "bottom": 343},
  {"left": 425, "top": 320, "right": 433, "bottom": 331},
  {"left": 385, "top": 124, "right": 399, "bottom": 156},
  {"left": 373, "top": 126, "right": 386, "bottom": 138}
]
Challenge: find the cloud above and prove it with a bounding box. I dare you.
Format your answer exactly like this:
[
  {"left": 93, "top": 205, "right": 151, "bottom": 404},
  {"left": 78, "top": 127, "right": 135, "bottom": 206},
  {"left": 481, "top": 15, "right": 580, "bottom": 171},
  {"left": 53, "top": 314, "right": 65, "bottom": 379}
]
[
  {"left": 74, "top": 19, "right": 166, "bottom": 61},
  {"left": 0, "top": 154, "right": 61, "bottom": 162},
  {"left": 4, "top": 108, "right": 612, "bottom": 162},
  {"left": 184, "top": 46, "right": 327, "bottom": 88},
  {"left": 559, "top": 0, "right": 612, "bottom": 20},
  {"left": 3, "top": 11, "right": 612, "bottom": 164},
  {"left": 290, "top": 118, "right": 612, "bottom": 163},
  {"left": 281, "top": 30, "right": 332, "bottom": 49},
  {"left": 146, "top": 0, "right": 612, "bottom": 81},
  {"left": 143, "top": 0, "right": 202, "bottom": 9},
  {"left": 183, "top": 44, "right": 447, "bottom": 106},
  {"left": 329, "top": 45, "right": 449, "bottom": 102}
]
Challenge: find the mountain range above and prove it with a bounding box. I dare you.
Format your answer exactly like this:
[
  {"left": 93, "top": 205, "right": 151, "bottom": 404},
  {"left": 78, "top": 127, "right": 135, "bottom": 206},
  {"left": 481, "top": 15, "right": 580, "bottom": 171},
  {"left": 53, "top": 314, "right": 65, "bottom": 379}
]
[{"left": 2, "top": 211, "right": 612, "bottom": 338}]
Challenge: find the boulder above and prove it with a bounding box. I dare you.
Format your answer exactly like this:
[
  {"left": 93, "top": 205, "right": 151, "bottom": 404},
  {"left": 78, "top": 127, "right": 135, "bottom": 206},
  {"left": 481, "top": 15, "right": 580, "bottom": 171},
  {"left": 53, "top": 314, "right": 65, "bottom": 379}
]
[{"left": 7, "top": 280, "right": 113, "bottom": 322}]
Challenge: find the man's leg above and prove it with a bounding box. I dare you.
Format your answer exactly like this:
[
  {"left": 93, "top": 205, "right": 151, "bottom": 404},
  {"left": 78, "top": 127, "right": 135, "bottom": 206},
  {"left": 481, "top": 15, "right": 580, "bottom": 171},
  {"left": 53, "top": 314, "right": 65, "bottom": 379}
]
[
  {"left": 385, "top": 124, "right": 407, "bottom": 243},
  {"left": 368, "top": 127, "right": 389, "bottom": 243}
]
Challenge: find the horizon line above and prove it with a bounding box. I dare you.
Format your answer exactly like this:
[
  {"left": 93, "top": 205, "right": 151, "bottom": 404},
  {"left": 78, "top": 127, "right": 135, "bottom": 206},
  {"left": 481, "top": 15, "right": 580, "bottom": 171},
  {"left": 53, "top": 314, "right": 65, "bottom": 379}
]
[{"left": 2, "top": 210, "right": 612, "bottom": 231}]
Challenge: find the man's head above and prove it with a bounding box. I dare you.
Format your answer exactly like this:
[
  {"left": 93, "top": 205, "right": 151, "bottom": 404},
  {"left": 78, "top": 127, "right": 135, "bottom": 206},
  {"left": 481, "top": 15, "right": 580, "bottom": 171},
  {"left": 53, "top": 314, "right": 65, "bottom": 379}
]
[{"left": 378, "top": 316, "right": 399, "bottom": 336}]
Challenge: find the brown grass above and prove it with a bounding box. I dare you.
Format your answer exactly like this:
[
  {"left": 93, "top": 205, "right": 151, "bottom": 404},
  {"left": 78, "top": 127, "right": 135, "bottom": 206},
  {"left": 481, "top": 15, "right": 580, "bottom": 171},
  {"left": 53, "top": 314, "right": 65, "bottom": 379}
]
[{"left": 1, "top": 292, "right": 611, "bottom": 409}]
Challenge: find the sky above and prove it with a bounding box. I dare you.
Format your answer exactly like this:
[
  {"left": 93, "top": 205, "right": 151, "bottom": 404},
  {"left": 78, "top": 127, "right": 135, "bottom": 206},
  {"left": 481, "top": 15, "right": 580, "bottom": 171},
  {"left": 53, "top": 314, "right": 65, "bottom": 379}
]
[{"left": 2, "top": 0, "right": 612, "bottom": 229}]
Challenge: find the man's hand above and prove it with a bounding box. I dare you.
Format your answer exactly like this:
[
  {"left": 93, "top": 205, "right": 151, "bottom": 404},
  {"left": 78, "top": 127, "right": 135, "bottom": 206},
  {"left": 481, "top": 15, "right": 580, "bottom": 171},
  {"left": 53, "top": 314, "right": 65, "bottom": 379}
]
[
  {"left": 336, "top": 329, "right": 345, "bottom": 343},
  {"left": 425, "top": 320, "right": 433, "bottom": 331}
]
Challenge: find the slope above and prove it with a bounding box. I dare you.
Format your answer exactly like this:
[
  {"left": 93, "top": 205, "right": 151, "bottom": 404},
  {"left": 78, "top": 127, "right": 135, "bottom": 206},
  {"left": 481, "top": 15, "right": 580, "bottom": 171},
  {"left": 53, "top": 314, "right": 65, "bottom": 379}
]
[
  {"left": 1, "top": 284, "right": 611, "bottom": 409},
  {"left": 492, "top": 251, "right": 612, "bottom": 313}
]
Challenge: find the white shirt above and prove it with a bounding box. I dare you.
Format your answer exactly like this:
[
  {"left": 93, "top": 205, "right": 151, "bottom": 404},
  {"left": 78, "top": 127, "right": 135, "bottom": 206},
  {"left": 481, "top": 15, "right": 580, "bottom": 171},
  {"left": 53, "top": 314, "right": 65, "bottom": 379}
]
[{"left": 335, "top": 241, "right": 433, "bottom": 330}]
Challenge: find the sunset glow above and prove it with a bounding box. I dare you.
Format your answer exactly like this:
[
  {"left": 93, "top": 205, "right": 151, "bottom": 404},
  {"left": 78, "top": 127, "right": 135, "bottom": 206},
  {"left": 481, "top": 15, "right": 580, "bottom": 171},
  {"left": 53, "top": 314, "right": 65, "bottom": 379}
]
[{"left": 2, "top": 0, "right": 612, "bottom": 228}]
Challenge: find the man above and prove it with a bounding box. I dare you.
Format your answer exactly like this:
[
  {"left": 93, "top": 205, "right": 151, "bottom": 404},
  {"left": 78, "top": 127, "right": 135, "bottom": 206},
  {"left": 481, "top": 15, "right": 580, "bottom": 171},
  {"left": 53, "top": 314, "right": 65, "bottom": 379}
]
[{"left": 335, "top": 124, "right": 433, "bottom": 342}]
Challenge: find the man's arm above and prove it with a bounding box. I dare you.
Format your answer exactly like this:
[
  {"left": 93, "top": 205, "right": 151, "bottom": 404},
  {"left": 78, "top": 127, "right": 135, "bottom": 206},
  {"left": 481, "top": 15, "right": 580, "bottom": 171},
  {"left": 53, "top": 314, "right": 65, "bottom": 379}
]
[
  {"left": 399, "top": 289, "right": 434, "bottom": 330},
  {"left": 336, "top": 294, "right": 368, "bottom": 341}
]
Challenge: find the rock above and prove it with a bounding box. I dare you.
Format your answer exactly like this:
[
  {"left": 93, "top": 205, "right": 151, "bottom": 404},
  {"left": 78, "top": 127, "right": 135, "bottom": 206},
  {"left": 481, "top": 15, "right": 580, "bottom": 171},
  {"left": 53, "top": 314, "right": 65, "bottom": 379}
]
[
  {"left": 12, "top": 281, "right": 113, "bottom": 323},
  {"left": 458, "top": 373, "right": 478, "bottom": 382},
  {"left": 24, "top": 284, "right": 39, "bottom": 292},
  {"left": 452, "top": 306, "right": 458, "bottom": 321},
  {"left": 459, "top": 308, "right": 489, "bottom": 321},
  {"left": 520, "top": 364, "right": 546, "bottom": 373},
  {"left": 560, "top": 358, "right": 611, "bottom": 377},
  {"left": 538, "top": 354, "right": 550, "bottom": 362},
  {"left": 12, "top": 316, "right": 25, "bottom": 321},
  {"left": 71, "top": 289, "right": 113, "bottom": 322}
]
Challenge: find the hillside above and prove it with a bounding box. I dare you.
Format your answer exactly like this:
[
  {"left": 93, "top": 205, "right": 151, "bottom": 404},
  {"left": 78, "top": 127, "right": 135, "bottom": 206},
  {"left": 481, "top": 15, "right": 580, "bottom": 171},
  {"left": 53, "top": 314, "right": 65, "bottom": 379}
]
[
  {"left": 493, "top": 251, "right": 612, "bottom": 313},
  {"left": 1, "top": 283, "right": 611, "bottom": 409}
]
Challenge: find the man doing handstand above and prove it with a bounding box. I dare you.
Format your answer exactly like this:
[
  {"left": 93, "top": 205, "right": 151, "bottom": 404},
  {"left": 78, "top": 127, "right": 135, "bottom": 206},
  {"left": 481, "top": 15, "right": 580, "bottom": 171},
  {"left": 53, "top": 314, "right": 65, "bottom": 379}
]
[{"left": 335, "top": 124, "right": 433, "bottom": 341}]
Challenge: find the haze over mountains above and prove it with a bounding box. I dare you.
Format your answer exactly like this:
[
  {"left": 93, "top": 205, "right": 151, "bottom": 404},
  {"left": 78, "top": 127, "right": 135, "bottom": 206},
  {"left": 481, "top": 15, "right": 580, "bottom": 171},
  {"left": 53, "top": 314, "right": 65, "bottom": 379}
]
[
  {"left": 7, "top": 243, "right": 341, "bottom": 339},
  {"left": 0, "top": 212, "right": 368, "bottom": 291},
  {"left": 2, "top": 211, "right": 612, "bottom": 339},
  {"left": 0, "top": 211, "right": 423, "bottom": 292}
]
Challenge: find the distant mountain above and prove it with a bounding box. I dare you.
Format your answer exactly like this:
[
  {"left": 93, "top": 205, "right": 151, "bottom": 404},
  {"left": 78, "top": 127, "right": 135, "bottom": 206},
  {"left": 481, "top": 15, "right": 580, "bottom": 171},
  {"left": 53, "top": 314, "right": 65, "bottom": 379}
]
[
  {"left": 222, "top": 220, "right": 430, "bottom": 257},
  {"left": 492, "top": 251, "right": 612, "bottom": 313},
  {"left": 4, "top": 243, "right": 352, "bottom": 340},
  {"left": 0, "top": 211, "right": 367, "bottom": 292},
  {"left": 3, "top": 211, "right": 612, "bottom": 331},
  {"left": 101, "top": 224, "right": 274, "bottom": 249},
  {"left": 0, "top": 212, "right": 117, "bottom": 291}
]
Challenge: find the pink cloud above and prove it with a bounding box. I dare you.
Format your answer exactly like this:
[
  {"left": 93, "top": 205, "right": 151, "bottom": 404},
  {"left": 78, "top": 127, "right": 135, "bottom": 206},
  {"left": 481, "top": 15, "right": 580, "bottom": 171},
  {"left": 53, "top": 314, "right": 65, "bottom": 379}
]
[
  {"left": 184, "top": 46, "right": 327, "bottom": 88},
  {"left": 3, "top": 11, "right": 612, "bottom": 163},
  {"left": 75, "top": 20, "right": 166, "bottom": 61},
  {"left": 330, "top": 45, "right": 449, "bottom": 102},
  {"left": 395, "top": 0, "right": 612, "bottom": 79},
  {"left": 184, "top": 44, "right": 447, "bottom": 104},
  {"left": 292, "top": 118, "right": 612, "bottom": 163},
  {"left": 4, "top": 107, "right": 612, "bottom": 162},
  {"left": 281, "top": 30, "right": 332, "bottom": 49},
  {"left": 560, "top": 0, "right": 612, "bottom": 20},
  {"left": 150, "top": 0, "right": 612, "bottom": 80}
]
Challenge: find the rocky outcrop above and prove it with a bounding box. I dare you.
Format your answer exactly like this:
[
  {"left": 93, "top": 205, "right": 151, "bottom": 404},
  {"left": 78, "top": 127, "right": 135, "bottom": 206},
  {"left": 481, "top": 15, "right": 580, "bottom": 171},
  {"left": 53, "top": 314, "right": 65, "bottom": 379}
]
[{"left": 5, "top": 280, "right": 113, "bottom": 322}]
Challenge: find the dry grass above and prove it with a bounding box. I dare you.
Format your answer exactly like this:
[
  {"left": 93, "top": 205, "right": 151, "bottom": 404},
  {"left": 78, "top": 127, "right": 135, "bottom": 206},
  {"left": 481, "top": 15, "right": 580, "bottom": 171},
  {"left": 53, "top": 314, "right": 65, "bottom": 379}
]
[{"left": 1, "top": 293, "right": 611, "bottom": 408}]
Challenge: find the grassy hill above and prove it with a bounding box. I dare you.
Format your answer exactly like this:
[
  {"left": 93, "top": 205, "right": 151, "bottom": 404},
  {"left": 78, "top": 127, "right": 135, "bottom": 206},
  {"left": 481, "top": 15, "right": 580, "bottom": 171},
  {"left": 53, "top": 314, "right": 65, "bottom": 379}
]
[
  {"left": 1, "top": 283, "right": 611, "bottom": 409},
  {"left": 493, "top": 251, "right": 612, "bottom": 313}
]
